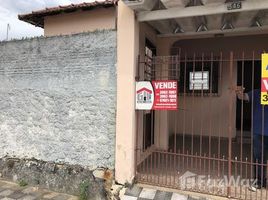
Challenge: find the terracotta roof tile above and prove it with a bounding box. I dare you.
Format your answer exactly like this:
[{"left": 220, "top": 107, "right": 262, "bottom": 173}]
[{"left": 18, "top": 0, "right": 118, "bottom": 28}]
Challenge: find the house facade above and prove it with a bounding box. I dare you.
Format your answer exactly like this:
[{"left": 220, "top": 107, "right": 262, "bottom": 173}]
[{"left": 2, "top": 0, "right": 268, "bottom": 199}]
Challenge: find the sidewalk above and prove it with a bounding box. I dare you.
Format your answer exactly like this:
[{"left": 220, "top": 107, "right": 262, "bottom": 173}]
[
  {"left": 0, "top": 179, "right": 78, "bottom": 200},
  {"left": 121, "top": 184, "right": 216, "bottom": 200}
]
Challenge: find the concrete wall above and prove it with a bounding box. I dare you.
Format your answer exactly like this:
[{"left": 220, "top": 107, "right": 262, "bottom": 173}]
[
  {"left": 44, "top": 7, "right": 116, "bottom": 36},
  {"left": 0, "top": 31, "right": 117, "bottom": 169}
]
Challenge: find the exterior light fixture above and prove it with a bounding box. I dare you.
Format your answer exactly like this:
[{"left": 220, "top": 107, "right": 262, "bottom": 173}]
[
  {"left": 221, "top": 21, "right": 234, "bottom": 30},
  {"left": 251, "top": 19, "right": 262, "bottom": 27},
  {"left": 196, "top": 24, "right": 208, "bottom": 32},
  {"left": 174, "top": 25, "right": 185, "bottom": 34}
]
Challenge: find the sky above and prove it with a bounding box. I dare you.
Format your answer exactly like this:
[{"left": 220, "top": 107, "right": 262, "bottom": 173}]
[{"left": 0, "top": 0, "right": 99, "bottom": 41}]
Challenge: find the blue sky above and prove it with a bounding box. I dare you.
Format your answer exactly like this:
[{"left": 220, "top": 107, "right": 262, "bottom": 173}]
[{"left": 0, "top": 0, "right": 98, "bottom": 41}]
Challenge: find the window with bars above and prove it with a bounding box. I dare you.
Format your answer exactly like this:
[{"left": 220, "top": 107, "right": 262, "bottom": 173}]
[
  {"left": 144, "top": 39, "right": 156, "bottom": 81},
  {"left": 179, "top": 61, "right": 219, "bottom": 95}
]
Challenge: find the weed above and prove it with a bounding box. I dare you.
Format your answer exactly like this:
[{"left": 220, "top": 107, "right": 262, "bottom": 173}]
[
  {"left": 79, "top": 180, "right": 90, "bottom": 200},
  {"left": 18, "top": 180, "right": 28, "bottom": 187}
]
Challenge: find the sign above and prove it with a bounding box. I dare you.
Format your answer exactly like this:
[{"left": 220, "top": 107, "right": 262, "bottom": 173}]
[
  {"left": 227, "top": 1, "right": 242, "bottom": 10},
  {"left": 136, "top": 80, "right": 177, "bottom": 110},
  {"left": 189, "top": 71, "right": 209, "bottom": 90},
  {"left": 261, "top": 54, "right": 268, "bottom": 105},
  {"left": 136, "top": 81, "right": 155, "bottom": 110}
]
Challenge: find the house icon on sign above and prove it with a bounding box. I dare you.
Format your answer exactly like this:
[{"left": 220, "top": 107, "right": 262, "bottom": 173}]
[{"left": 136, "top": 87, "right": 152, "bottom": 103}]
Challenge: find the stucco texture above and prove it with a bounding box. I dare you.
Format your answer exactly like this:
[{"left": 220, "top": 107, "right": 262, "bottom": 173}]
[{"left": 0, "top": 30, "right": 117, "bottom": 169}]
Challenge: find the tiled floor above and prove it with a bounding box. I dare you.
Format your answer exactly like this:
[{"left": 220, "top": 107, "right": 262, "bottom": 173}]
[
  {"left": 122, "top": 185, "right": 206, "bottom": 200},
  {"left": 0, "top": 180, "right": 77, "bottom": 200}
]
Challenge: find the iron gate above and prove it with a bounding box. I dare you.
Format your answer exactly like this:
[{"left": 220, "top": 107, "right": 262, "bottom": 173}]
[{"left": 135, "top": 50, "right": 268, "bottom": 200}]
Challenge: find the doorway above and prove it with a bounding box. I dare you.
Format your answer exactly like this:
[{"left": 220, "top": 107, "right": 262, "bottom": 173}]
[{"left": 236, "top": 61, "right": 261, "bottom": 137}]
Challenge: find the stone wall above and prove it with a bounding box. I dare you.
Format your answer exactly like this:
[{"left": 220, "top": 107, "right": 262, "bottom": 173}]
[
  {"left": 0, "top": 30, "right": 117, "bottom": 169},
  {"left": 0, "top": 157, "right": 108, "bottom": 199}
]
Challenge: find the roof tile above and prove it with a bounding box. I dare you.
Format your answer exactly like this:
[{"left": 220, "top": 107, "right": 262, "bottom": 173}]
[{"left": 18, "top": 0, "right": 118, "bottom": 28}]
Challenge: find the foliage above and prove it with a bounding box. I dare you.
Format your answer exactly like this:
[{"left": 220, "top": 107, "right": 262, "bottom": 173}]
[
  {"left": 79, "top": 180, "right": 90, "bottom": 200},
  {"left": 18, "top": 179, "right": 28, "bottom": 187}
]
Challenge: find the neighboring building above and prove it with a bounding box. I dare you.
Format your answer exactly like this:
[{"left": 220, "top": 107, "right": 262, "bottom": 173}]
[
  {"left": 19, "top": 0, "right": 117, "bottom": 36},
  {"left": 0, "top": 0, "right": 268, "bottom": 199}
]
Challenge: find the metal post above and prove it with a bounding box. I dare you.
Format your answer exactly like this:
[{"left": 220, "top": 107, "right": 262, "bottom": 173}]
[{"left": 227, "top": 51, "right": 234, "bottom": 198}]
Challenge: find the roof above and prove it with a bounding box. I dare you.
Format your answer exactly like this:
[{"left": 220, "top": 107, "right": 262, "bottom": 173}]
[
  {"left": 18, "top": 0, "right": 118, "bottom": 28},
  {"left": 137, "top": 88, "right": 153, "bottom": 94}
]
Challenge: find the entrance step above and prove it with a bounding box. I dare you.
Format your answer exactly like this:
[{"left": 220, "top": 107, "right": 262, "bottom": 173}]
[{"left": 122, "top": 185, "right": 209, "bottom": 200}]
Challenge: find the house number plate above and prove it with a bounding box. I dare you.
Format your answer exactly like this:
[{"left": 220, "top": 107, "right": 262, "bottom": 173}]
[{"left": 227, "top": 1, "right": 242, "bottom": 10}]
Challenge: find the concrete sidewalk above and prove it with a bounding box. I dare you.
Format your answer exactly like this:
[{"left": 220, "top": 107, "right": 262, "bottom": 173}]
[{"left": 0, "top": 179, "right": 78, "bottom": 200}]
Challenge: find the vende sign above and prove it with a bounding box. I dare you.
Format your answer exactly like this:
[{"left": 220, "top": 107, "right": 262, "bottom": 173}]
[
  {"left": 262, "top": 54, "right": 268, "bottom": 105},
  {"left": 136, "top": 80, "right": 178, "bottom": 110}
]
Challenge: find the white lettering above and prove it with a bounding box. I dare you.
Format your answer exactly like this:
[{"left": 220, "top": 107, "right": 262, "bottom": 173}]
[{"left": 154, "top": 82, "right": 177, "bottom": 89}]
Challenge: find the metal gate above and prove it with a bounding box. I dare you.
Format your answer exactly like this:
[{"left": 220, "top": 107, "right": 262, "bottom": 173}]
[{"left": 135, "top": 50, "right": 268, "bottom": 199}]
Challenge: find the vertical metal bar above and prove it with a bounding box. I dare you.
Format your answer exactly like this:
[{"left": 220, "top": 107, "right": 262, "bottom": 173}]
[
  {"left": 146, "top": 152, "right": 149, "bottom": 183},
  {"left": 173, "top": 52, "right": 180, "bottom": 187},
  {"left": 204, "top": 153, "right": 206, "bottom": 179},
  {"left": 200, "top": 53, "right": 204, "bottom": 169},
  {"left": 178, "top": 149, "right": 181, "bottom": 178},
  {"left": 261, "top": 105, "right": 265, "bottom": 199},
  {"left": 150, "top": 153, "right": 153, "bottom": 183},
  {"left": 218, "top": 52, "right": 223, "bottom": 177},
  {"left": 191, "top": 53, "right": 196, "bottom": 168},
  {"left": 173, "top": 152, "right": 176, "bottom": 186},
  {"left": 183, "top": 53, "right": 187, "bottom": 167},
  {"left": 208, "top": 52, "right": 213, "bottom": 174},
  {"left": 135, "top": 55, "right": 141, "bottom": 181},
  {"left": 227, "top": 51, "right": 234, "bottom": 198},
  {"left": 169, "top": 151, "right": 172, "bottom": 186},
  {"left": 150, "top": 111, "right": 153, "bottom": 149},
  {"left": 174, "top": 50, "right": 180, "bottom": 152},
  {"left": 195, "top": 152, "right": 198, "bottom": 171},
  {"left": 143, "top": 111, "right": 145, "bottom": 151},
  {"left": 266, "top": 160, "right": 268, "bottom": 200},
  {"left": 223, "top": 155, "right": 225, "bottom": 187},
  {"left": 135, "top": 111, "right": 139, "bottom": 180},
  {"left": 250, "top": 51, "right": 255, "bottom": 200},
  {"left": 235, "top": 157, "right": 238, "bottom": 197},
  {"left": 212, "top": 154, "right": 216, "bottom": 194},
  {"left": 153, "top": 152, "right": 156, "bottom": 184},
  {"left": 165, "top": 152, "right": 168, "bottom": 185},
  {"left": 256, "top": 159, "right": 258, "bottom": 200},
  {"left": 157, "top": 151, "right": 160, "bottom": 185},
  {"left": 240, "top": 51, "right": 245, "bottom": 198},
  {"left": 245, "top": 157, "right": 248, "bottom": 200},
  {"left": 187, "top": 150, "right": 189, "bottom": 170}
]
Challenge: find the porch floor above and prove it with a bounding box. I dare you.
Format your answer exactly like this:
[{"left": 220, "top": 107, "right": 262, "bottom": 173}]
[
  {"left": 137, "top": 134, "right": 267, "bottom": 200},
  {"left": 168, "top": 134, "right": 252, "bottom": 161}
]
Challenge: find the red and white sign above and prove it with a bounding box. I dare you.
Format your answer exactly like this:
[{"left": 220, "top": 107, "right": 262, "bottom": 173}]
[{"left": 136, "top": 80, "right": 178, "bottom": 110}]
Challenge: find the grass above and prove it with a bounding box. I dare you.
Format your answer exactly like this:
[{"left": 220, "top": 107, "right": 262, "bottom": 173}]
[
  {"left": 18, "top": 180, "right": 28, "bottom": 187},
  {"left": 79, "top": 180, "right": 90, "bottom": 200}
]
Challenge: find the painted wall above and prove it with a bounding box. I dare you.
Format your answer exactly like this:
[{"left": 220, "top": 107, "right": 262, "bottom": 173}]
[
  {"left": 0, "top": 31, "right": 117, "bottom": 169},
  {"left": 156, "top": 34, "right": 268, "bottom": 138},
  {"left": 115, "top": 1, "right": 139, "bottom": 184},
  {"left": 136, "top": 22, "right": 170, "bottom": 163},
  {"left": 44, "top": 7, "right": 116, "bottom": 36}
]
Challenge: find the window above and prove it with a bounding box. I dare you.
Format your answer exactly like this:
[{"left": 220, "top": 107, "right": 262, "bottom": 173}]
[
  {"left": 189, "top": 71, "right": 209, "bottom": 90},
  {"left": 179, "top": 61, "right": 219, "bottom": 95},
  {"left": 144, "top": 39, "right": 156, "bottom": 81}
]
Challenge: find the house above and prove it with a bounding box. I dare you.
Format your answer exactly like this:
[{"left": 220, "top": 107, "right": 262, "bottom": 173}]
[
  {"left": 136, "top": 87, "right": 153, "bottom": 103},
  {"left": 18, "top": 0, "right": 117, "bottom": 36},
  {"left": 2, "top": 0, "right": 268, "bottom": 199}
]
